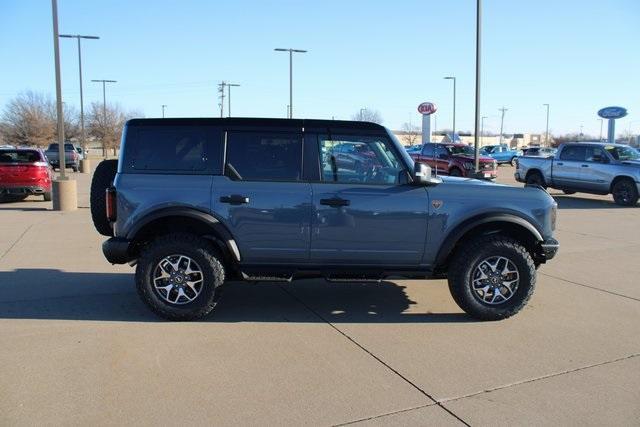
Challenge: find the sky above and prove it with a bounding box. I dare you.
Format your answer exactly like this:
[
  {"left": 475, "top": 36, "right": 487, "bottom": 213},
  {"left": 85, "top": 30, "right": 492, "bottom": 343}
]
[{"left": 0, "top": 0, "right": 639, "bottom": 137}]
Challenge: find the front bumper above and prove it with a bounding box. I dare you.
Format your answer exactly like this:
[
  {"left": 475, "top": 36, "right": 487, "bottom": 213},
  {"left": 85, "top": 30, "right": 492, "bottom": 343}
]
[
  {"left": 538, "top": 237, "right": 559, "bottom": 262},
  {"left": 103, "top": 237, "right": 133, "bottom": 264}
]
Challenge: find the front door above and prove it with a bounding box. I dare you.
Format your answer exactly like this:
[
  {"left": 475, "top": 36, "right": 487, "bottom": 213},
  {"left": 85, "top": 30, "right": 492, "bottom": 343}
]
[
  {"left": 311, "top": 133, "right": 429, "bottom": 266},
  {"left": 554, "top": 145, "right": 587, "bottom": 188},
  {"left": 213, "top": 130, "right": 312, "bottom": 263}
]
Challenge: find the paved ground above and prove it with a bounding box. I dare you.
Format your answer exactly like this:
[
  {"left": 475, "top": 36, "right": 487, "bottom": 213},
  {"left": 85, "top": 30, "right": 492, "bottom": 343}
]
[{"left": 1, "top": 165, "right": 639, "bottom": 426}]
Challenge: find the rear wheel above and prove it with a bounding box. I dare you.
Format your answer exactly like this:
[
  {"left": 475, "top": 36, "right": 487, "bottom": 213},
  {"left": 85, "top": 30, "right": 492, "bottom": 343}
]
[
  {"left": 510, "top": 157, "right": 517, "bottom": 166},
  {"left": 611, "top": 179, "right": 639, "bottom": 206},
  {"left": 90, "top": 159, "right": 118, "bottom": 236},
  {"left": 448, "top": 235, "right": 536, "bottom": 320},
  {"left": 525, "top": 171, "right": 546, "bottom": 188},
  {"left": 136, "top": 233, "right": 225, "bottom": 321}
]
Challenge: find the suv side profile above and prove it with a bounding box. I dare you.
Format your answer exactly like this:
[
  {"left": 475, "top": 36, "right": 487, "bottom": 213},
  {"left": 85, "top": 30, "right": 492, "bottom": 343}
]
[
  {"left": 91, "top": 118, "right": 558, "bottom": 321},
  {"left": 410, "top": 143, "right": 498, "bottom": 179}
]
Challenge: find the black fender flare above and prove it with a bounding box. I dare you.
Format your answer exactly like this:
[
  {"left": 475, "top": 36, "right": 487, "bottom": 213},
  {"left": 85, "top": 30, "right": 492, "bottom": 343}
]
[
  {"left": 435, "top": 213, "right": 543, "bottom": 267},
  {"left": 126, "top": 207, "right": 241, "bottom": 262}
]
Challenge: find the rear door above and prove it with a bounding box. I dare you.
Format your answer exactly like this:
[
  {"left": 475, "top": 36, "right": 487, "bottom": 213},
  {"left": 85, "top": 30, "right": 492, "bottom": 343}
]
[
  {"left": 581, "top": 146, "right": 613, "bottom": 192},
  {"left": 553, "top": 145, "right": 587, "bottom": 188},
  {"left": 212, "top": 128, "right": 312, "bottom": 264},
  {"left": 310, "top": 131, "right": 429, "bottom": 266}
]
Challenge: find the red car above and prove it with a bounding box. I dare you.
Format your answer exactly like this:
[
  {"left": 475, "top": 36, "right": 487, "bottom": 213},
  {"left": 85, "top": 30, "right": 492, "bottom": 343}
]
[
  {"left": 0, "top": 148, "right": 52, "bottom": 202},
  {"left": 410, "top": 143, "right": 498, "bottom": 179}
]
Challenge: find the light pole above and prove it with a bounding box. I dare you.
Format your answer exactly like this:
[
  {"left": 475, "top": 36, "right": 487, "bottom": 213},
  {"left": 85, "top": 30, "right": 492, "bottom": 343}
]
[
  {"left": 59, "top": 34, "right": 99, "bottom": 156},
  {"left": 274, "top": 48, "right": 307, "bottom": 118},
  {"left": 217, "top": 81, "right": 226, "bottom": 118},
  {"left": 226, "top": 83, "right": 240, "bottom": 117},
  {"left": 359, "top": 108, "right": 366, "bottom": 121},
  {"left": 599, "top": 118, "right": 604, "bottom": 141},
  {"left": 543, "top": 103, "right": 550, "bottom": 146},
  {"left": 162, "top": 104, "right": 167, "bottom": 118},
  {"left": 91, "top": 79, "right": 117, "bottom": 157},
  {"left": 444, "top": 76, "right": 456, "bottom": 143},
  {"left": 498, "top": 106, "right": 508, "bottom": 145},
  {"left": 481, "top": 116, "right": 487, "bottom": 146},
  {"left": 473, "top": 0, "right": 482, "bottom": 172}
]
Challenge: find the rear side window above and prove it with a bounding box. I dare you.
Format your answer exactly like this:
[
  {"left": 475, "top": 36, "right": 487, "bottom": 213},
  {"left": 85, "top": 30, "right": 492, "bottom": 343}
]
[
  {"left": 124, "top": 126, "right": 222, "bottom": 174},
  {"left": 225, "top": 131, "right": 302, "bottom": 181},
  {"left": 0, "top": 150, "right": 42, "bottom": 163},
  {"left": 421, "top": 144, "right": 434, "bottom": 156},
  {"left": 560, "top": 145, "right": 586, "bottom": 161}
]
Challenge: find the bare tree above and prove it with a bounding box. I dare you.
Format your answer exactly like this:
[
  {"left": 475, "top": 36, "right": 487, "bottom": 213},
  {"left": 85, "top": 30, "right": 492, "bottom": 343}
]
[
  {"left": 48, "top": 102, "right": 81, "bottom": 142},
  {"left": 400, "top": 122, "right": 421, "bottom": 146},
  {"left": 351, "top": 108, "right": 383, "bottom": 124},
  {"left": 0, "top": 91, "right": 55, "bottom": 147},
  {"left": 87, "top": 102, "right": 140, "bottom": 156}
]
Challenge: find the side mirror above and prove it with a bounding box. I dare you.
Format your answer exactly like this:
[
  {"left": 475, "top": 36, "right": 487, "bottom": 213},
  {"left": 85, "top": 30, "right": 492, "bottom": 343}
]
[{"left": 413, "top": 162, "right": 442, "bottom": 186}]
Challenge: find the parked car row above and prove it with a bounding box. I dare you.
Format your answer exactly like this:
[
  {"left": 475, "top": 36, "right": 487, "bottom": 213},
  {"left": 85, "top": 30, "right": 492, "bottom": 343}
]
[{"left": 408, "top": 143, "right": 498, "bottom": 179}]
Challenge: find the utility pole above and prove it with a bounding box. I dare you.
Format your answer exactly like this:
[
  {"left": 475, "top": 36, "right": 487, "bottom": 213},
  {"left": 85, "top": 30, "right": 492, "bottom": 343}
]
[
  {"left": 162, "top": 104, "right": 167, "bottom": 118},
  {"left": 59, "top": 34, "right": 99, "bottom": 155},
  {"left": 360, "top": 108, "right": 366, "bottom": 121},
  {"left": 226, "top": 83, "right": 240, "bottom": 117},
  {"left": 543, "top": 103, "right": 550, "bottom": 146},
  {"left": 274, "top": 48, "right": 307, "bottom": 118},
  {"left": 217, "top": 81, "right": 226, "bottom": 118},
  {"left": 444, "top": 76, "right": 457, "bottom": 142},
  {"left": 481, "top": 116, "right": 487, "bottom": 146},
  {"left": 91, "top": 79, "right": 116, "bottom": 157},
  {"left": 473, "top": 0, "right": 482, "bottom": 173},
  {"left": 498, "top": 106, "right": 508, "bottom": 145}
]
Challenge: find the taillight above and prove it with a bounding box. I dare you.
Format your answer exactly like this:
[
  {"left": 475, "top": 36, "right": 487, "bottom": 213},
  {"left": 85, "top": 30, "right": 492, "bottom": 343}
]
[{"left": 106, "top": 187, "right": 117, "bottom": 221}]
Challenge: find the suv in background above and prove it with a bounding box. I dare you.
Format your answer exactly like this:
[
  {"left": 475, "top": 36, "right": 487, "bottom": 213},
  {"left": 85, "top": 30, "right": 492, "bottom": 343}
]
[
  {"left": 0, "top": 148, "right": 52, "bottom": 202},
  {"left": 91, "top": 118, "right": 558, "bottom": 321},
  {"left": 410, "top": 143, "right": 498, "bottom": 179}
]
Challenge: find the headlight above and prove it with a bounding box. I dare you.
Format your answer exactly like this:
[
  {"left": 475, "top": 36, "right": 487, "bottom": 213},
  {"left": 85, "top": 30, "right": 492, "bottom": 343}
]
[{"left": 463, "top": 162, "right": 474, "bottom": 170}]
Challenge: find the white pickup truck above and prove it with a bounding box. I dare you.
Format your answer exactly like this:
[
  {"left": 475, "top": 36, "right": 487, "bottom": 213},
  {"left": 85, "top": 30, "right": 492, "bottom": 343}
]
[{"left": 515, "top": 142, "right": 640, "bottom": 206}]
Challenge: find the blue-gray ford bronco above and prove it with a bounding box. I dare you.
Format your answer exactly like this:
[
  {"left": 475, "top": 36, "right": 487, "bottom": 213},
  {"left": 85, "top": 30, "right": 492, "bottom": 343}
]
[{"left": 90, "top": 118, "right": 559, "bottom": 321}]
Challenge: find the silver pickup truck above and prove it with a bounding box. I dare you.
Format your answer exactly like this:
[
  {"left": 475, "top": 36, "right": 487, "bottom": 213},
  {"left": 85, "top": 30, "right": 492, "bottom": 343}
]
[{"left": 515, "top": 142, "right": 640, "bottom": 206}]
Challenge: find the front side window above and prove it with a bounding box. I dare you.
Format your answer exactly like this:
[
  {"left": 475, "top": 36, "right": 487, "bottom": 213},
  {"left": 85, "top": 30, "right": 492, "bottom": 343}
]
[
  {"left": 560, "top": 145, "right": 587, "bottom": 161},
  {"left": 319, "top": 135, "right": 404, "bottom": 185},
  {"left": 585, "top": 146, "right": 608, "bottom": 162},
  {"left": 226, "top": 131, "right": 302, "bottom": 181},
  {"left": 447, "top": 145, "right": 474, "bottom": 155}
]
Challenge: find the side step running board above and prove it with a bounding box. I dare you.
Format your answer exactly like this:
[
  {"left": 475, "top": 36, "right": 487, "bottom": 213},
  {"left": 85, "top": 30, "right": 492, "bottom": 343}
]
[
  {"left": 325, "top": 276, "right": 382, "bottom": 283},
  {"left": 240, "top": 272, "right": 293, "bottom": 282}
]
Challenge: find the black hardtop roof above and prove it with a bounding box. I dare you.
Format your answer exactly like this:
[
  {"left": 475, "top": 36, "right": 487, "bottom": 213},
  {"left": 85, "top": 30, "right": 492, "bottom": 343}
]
[{"left": 126, "top": 117, "right": 387, "bottom": 131}]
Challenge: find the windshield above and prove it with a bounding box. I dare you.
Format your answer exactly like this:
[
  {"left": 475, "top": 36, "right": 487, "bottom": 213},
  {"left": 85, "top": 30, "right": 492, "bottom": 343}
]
[
  {"left": 48, "top": 143, "right": 75, "bottom": 151},
  {"left": 387, "top": 130, "right": 414, "bottom": 168},
  {"left": 447, "top": 145, "right": 475, "bottom": 155},
  {"left": 0, "top": 150, "right": 42, "bottom": 163},
  {"left": 605, "top": 145, "right": 640, "bottom": 161}
]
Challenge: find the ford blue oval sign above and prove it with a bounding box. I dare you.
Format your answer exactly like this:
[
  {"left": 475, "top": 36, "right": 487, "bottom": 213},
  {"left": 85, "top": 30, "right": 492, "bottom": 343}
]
[{"left": 598, "top": 106, "right": 627, "bottom": 119}]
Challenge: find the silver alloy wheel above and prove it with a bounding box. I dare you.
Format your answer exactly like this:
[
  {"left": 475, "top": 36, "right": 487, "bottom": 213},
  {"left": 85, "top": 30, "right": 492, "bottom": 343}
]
[
  {"left": 471, "top": 256, "right": 520, "bottom": 305},
  {"left": 153, "top": 254, "right": 204, "bottom": 305}
]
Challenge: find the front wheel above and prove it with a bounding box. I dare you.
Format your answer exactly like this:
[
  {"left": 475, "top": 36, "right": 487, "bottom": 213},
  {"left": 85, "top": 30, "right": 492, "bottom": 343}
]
[
  {"left": 449, "top": 168, "right": 462, "bottom": 177},
  {"left": 510, "top": 157, "right": 517, "bottom": 167},
  {"left": 611, "top": 179, "right": 639, "bottom": 206},
  {"left": 448, "top": 235, "right": 536, "bottom": 320},
  {"left": 525, "top": 171, "right": 546, "bottom": 188},
  {"left": 136, "top": 233, "right": 225, "bottom": 321}
]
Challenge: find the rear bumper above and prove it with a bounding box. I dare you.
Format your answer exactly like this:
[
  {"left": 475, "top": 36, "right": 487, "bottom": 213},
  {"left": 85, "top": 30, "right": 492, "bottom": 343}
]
[
  {"left": 102, "top": 237, "right": 133, "bottom": 264},
  {"left": 538, "top": 237, "right": 559, "bottom": 262},
  {"left": 469, "top": 170, "right": 498, "bottom": 180},
  {"left": 0, "top": 185, "right": 50, "bottom": 195}
]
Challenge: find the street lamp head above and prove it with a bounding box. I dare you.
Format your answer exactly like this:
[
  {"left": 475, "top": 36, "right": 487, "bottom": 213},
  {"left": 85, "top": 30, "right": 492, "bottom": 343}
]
[
  {"left": 59, "top": 34, "right": 99, "bottom": 39},
  {"left": 59, "top": 34, "right": 75, "bottom": 38},
  {"left": 444, "top": 76, "right": 455, "bottom": 80},
  {"left": 292, "top": 49, "right": 307, "bottom": 53},
  {"left": 80, "top": 35, "right": 100, "bottom": 39},
  {"left": 274, "top": 48, "right": 288, "bottom": 52}
]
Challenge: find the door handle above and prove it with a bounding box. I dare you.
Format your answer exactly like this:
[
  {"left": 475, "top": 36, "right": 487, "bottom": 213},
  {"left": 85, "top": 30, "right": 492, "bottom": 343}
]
[
  {"left": 320, "top": 197, "right": 350, "bottom": 207},
  {"left": 220, "top": 194, "right": 249, "bottom": 205},
  {"left": 581, "top": 164, "right": 589, "bottom": 168}
]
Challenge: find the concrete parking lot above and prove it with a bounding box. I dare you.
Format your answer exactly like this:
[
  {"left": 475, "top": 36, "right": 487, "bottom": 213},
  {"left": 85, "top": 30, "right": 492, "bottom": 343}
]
[{"left": 1, "top": 165, "right": 639, "bottom": 426}]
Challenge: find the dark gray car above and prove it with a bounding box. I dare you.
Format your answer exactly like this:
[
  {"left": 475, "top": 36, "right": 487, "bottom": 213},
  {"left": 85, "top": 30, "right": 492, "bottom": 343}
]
[{"left": 91, "top": 118, "right": 559, "bottom": 321}]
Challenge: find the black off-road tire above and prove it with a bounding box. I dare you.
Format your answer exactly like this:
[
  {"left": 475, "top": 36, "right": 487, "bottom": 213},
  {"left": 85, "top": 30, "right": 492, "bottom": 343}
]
[
  {"left": 448, "top": 235, "right": 536, "bottom": 321},
  {"left": 611, "top": 178, "right": 639, "bottom": 206},
  {"left": 43, "top": 192, "right": 52, "bottom": 201},
  {"left": 136, "top": 233, "right": 225, "bottom": 321},
  {"left": 525, "top": 171, "right": 546, "bottom": 188},
  {"left": 90, "top": 159, "right": 118, "bottom": 236}
]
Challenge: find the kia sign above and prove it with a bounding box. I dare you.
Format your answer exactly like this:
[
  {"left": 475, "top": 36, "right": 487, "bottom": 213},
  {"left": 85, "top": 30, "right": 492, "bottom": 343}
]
[
  {"left": 418, "top": 102, "right": 437, "bottom": 115},
  {"left": 598, "top": 106, "right": 627, "bottom": 120}
]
